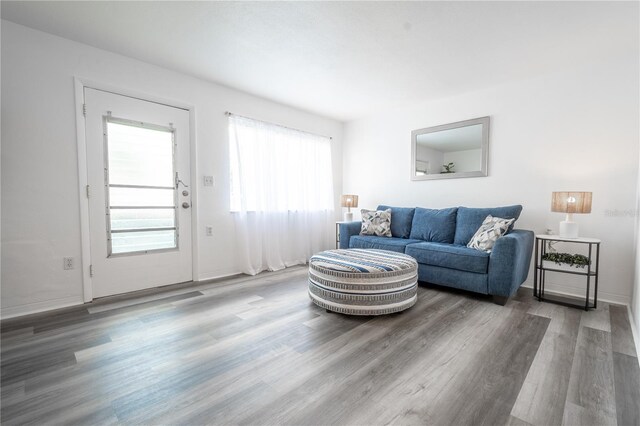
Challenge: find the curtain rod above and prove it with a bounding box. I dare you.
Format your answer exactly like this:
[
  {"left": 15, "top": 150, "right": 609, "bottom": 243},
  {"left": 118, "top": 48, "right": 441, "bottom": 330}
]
[{"left": 225, "top": 111, "right": 333, "bottom": 140}]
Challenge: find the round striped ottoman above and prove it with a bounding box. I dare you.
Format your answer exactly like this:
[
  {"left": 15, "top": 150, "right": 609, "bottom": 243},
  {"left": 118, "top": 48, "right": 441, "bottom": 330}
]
[{"left": 308, "top": 249, "right": 418, "bottom": 315}]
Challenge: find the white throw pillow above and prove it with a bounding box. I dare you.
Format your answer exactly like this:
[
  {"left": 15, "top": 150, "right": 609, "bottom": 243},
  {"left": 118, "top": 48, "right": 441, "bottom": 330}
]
[
  {"left": 360, "top": 209, "right": 392, "bottom": 237},
  {"left": 467, "top": 215, "right": 515, "bottom": 253}
]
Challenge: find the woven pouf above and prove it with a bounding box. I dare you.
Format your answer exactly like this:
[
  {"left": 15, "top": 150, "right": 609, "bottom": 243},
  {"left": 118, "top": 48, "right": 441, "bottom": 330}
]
[{"left": 308, "top": 249, "right": 418, "bottom": 315}]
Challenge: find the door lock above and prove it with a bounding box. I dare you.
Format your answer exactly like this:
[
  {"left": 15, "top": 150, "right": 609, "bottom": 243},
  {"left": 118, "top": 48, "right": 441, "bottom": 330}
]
[{"left": 182, "top": 190, "right": 189, "bottom": 196}]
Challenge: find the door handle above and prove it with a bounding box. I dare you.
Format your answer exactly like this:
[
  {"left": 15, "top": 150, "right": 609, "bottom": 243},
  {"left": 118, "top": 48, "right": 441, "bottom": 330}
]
[
  {"left": 175, "top": 172, "right": 189, "bottom": 189},
  {"left": 182, "top": 202, "right": 191, "bottom": 209}
]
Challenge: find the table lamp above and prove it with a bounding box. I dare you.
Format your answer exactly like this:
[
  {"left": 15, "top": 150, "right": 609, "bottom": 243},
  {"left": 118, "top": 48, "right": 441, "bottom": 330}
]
[
  {"left": 341, "top": 194, "right": 359, "bottom": 222},
  {"left": 551, "top": 191, "right": 592, "bottom": 238}
]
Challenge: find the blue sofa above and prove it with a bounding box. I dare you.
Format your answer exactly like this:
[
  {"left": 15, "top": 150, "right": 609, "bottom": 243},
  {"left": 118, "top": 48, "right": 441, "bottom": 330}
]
[{"left": 338, "top": 205, "right": 534, "bottom": 304}]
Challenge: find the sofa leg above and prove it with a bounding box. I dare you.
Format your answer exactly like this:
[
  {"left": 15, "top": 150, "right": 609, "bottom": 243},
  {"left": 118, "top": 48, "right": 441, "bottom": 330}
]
[{"left": 492, "top": 295, "right": 509, "bottom": 306}]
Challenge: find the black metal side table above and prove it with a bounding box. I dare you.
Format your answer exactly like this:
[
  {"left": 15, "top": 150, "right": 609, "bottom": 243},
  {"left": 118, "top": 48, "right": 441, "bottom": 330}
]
[{"left": 533, "top": 234, "right": 600, "bottom": 311}]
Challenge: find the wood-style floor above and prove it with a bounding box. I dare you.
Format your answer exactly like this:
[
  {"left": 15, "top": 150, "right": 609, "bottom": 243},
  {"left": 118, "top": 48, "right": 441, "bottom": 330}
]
[{"left": 1, "top": 266, "right": 639, "bottom": 425}]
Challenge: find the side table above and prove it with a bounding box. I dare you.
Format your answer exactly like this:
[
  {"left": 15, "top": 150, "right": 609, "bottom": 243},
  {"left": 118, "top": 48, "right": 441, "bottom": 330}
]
[
  {"left": 533, "top": 234, "right": 600, "bottom": 311},
  {"left": 335, "top": 221, "right": 347, "bottom": 249}
]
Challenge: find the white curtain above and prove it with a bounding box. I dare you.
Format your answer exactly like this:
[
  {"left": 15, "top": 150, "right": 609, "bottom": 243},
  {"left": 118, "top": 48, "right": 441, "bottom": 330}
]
[{"left": 229, "top": 114, "right": 335, "bottom": 275}]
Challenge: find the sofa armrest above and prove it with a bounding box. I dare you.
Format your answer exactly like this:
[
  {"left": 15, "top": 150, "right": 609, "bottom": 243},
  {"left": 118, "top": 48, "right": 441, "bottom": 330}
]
[
  {"left": 487, "top": 229, "right": 534, "bottom": 297},
  {"left": 338, "top": 222, "right": 362, "bottom": 249}
]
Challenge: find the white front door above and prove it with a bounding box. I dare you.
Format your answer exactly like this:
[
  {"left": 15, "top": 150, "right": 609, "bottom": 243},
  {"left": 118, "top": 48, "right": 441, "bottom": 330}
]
[{"left": 84, "top": 88, "right": 192, "bottom": 298}]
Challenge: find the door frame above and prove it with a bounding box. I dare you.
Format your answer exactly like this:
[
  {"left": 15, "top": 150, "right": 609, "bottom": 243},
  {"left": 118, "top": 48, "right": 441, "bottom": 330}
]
[{"left": 74, "top": 77, "right": 199, "bottom": 302}]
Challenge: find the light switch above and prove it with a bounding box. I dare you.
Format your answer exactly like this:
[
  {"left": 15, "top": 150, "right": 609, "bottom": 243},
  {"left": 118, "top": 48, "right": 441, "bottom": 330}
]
[{"left": 204, "top": 176, "right": 214, "bottom": 187}]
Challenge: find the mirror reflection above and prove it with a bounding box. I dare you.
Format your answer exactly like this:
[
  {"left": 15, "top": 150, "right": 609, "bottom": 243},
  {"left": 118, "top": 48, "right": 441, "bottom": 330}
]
[{"left": 411, "top": 117, "right": 489, "bottom": 180}]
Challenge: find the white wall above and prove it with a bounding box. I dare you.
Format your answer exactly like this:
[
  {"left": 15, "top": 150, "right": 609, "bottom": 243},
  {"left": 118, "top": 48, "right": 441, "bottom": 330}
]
[
  {"left": 343, "top": 59, "right": 639, "bottom": 304},
  {"left": 1, "top": 21, "right": 343, "bottom": 317}
]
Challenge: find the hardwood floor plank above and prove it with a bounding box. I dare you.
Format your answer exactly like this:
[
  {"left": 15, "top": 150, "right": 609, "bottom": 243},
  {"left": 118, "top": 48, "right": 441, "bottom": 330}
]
[
  {"left": 1, "top": 307, "right": 90, "bottom": 334},
  {"left": 562, "top": 401, "right": 616, "bottom": 426},
  {"left": 87, "top": 285, "right": 214, "bottom": 313},
  {"left": 511, "top": 305, "right": 582, "bottom": 425},
  {"left": 610, "top": 304, "right": 637, "bottom": 357},
  {"left": 1, "top": 328, "right": 112, "bottom": 362},
  {"left": 613, "top": 351, "right": 640, "bottom": 426},
  {"left": 142, "top": 348, "right": 301, "bottom": 424},
  {"left": 0, "top": 326, "right": 34, "bottom": 341},
  {"left": 1, "top": 349, "right": 81, "bottom": 386},
  {"left": 0, "top": 380, "right": 25, "bottom": 406},
  {"left": 579, "top": 303, "right": 611, "bottom": 332},
  {"left": 427, "top": 307, "right": 550, "bottom": 425},
  {"left": 506, "top": 415, "right": 534, "bottom": 426},
  {"left": 564, "top": 326, "right": 617, "bottom": 425}
]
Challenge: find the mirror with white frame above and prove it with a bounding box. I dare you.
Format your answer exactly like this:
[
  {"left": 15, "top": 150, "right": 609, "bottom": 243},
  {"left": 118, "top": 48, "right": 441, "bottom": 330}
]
[{"left": 411, "top": 116, "right": 489, "bottom": 180}]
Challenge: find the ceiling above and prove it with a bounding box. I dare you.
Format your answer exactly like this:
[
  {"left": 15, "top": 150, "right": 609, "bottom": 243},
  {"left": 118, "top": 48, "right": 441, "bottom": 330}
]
[
  {"left": 417, "top": 124, "right": 482, "bottom": 152},
  {"left": 1, "top": 1, "right": 637, "bottom": 121}
]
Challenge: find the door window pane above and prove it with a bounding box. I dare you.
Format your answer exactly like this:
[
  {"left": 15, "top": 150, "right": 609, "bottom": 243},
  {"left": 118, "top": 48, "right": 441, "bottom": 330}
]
[
  {"left": 107, "top": 122, "right": 174, "bottom": 187},
  {"left": 110, "top": 208, "right": 175, "bottom": 231},
  {"left": 109, "top": 187, "right": 174, "bottom": 207},
  {"left": 111, "top": 230, "right": 176, "bottom": 254}
]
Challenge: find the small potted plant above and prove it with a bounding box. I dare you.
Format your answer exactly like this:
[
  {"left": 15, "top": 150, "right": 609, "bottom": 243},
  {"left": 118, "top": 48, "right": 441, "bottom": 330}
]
[
  {"left": 441, "top": 162, "right": 455, "bottom": 174},
  {"left": 541, "top": 252, "right": 590, "bottom": 272}
]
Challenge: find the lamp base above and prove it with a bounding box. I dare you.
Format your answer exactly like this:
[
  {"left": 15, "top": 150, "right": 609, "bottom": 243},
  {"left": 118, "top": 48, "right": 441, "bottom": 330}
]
[
  {"left": 559, "top": 221, "right": 579, "bottom": 239},
  {"left": 344, "top": 212, "right": 354, "bottom": 222}
]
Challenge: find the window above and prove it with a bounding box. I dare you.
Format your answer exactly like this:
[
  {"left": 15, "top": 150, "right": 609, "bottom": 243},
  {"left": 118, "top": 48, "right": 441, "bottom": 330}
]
[
  {"left": 229, "top": 114, "right": 334, "bottom": 212},
  {"left": 104, "top": 118, "right": 177, "bottom": 255},
  {"left": 228, "top": 113, "right": 335, "bottom": 275}
]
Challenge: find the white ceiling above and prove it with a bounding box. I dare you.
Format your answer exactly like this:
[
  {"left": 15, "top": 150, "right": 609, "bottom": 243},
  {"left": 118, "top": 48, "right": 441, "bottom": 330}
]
[{"left": 1, "top": 1, "right": 637, "bottom": 121}]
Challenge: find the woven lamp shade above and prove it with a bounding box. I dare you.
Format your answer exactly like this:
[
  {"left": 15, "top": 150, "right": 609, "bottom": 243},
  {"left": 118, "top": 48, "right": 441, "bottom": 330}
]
[
  {"left": 551, "top": 192, "right": 592, "bottom": 214},
  {"left": 340, "top": 195, "right": 359, "bottom": 208}
]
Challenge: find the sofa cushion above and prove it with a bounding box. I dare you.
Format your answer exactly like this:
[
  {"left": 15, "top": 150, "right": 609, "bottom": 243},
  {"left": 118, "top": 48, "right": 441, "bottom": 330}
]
[
  {"left": 454, "top": 205, "right": 523, "bottom": 246},
  {"left": 349, "top": 236, "right": 423, "bottom": 253},
  {"left": 360, "top": 209, "right": 392, "bottom": 237},
  {"left": 405, "top": 242, "right": 490, "bottom": 274},
  {"left": 409, "top": 207, "right": 458, "bottom": 243},
  {"left": 377, "top": 205, "right": 415, "bottom": 239}
]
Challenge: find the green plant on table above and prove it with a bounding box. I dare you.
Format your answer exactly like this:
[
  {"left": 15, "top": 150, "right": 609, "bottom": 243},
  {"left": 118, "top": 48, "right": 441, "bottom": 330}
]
[{"left": 541, "top": 252, "right": 590, "bottom": 268}]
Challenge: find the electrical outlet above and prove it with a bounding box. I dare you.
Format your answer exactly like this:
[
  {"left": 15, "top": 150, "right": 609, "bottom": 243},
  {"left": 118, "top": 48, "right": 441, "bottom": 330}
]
[
  {"left": 204, "top": 175, "right": 214, "bottom": 187},
  {"left": 205, "top": 226, "right": 213, "bottom": 236},
  {"left": 63, "top": 257, "right": 74, "bottom": 270}
]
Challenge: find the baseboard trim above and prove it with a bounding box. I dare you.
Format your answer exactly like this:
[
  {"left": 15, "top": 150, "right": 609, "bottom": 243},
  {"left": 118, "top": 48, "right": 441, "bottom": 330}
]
[
  {"left": 198, "top": 270, "right": 242, "bottom": 282},
  {"left": 521, "top": 282, "right": 630, "bottom": 306},
  {"left": 1, "top": 296, "right": 85, "bottom": 320},
  {"left": 197, "top": 264, "right": 308, "bottom": 283},
  {"left": 627, "top": 306, "right": 640, "bottom": 367}
]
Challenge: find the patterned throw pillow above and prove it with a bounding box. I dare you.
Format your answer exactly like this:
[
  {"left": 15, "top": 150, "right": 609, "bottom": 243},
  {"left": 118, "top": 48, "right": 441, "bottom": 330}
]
[
  {"left": 467, "top": 215, "right": 515, "bottom": 252},
  {"left": 360, "top": 209, "right": 392, "bottom": 237}
]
